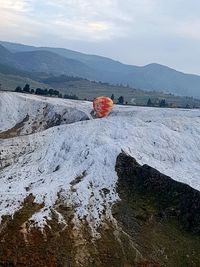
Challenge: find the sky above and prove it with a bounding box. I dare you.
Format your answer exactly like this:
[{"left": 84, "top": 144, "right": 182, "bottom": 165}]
[{"left": 0, "top": 0, "right": 200, "bottom": 75}]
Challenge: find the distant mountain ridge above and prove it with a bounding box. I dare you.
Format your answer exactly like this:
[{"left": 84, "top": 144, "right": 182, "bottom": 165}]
[
  {"left": 0, "top": 44, "right": 93, "bottom": 78},
  {"left": 1, "top": 41, "right": 200, "bottom": 98}
]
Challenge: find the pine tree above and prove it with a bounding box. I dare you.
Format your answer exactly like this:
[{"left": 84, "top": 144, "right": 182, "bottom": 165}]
[
  {"left": 111, "top": 94, "right": 114, "bottom": 101},
  {"left": 48, "top": 89, "right": 54, "bottom": 96},
  {"left": 23, "top": 84, "right": 30, "bottom": 93},
  {"left": 159, "top": 99, "right": 167, "bottom": 107},
  {"left": 118, "top": 96, "right": 124, "bottom": 104},
  {"left": 15, "top": 86, "right": 22, "bottom": 92},
  {"left": 147, "top": 98, "right": 152, "bottom": 106}
]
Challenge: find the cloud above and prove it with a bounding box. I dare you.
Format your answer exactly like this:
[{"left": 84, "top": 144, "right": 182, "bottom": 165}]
[
  {"left": 1, "top": 0, "right": 200, "bottom": 42},
  {"left": 54, "top": 19, "right": 111, "bottom": 40},
  {"left": 0, "top": 0, "right": 156, "bottom": 42},
  {"left": 0, "top": 0, "right": 200, "bottom": 74},
  {"left": 0, "top": 0, "right": 31, "bottom": 12},
  {"left": 42, "top": 0, "right": 133, "bottom": 41},
  {"left": 175, "top": 19, "right": 200, "bottom": 41}
]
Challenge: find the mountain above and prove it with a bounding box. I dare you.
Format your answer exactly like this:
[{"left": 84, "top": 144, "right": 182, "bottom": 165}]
[
  {"left": 1, "top": 41, "right": 200, "bottom": 98},
  {"left": 0, "top": 44, "right": 93, "bottom": 78},
  {"left": 0, "top": 72, "right": 47, "bottom": 91},
  {"left": 0, "top": 62, "right": 32, "bottom": 77},
  {"left": 0, "top": 92, "right": 200, "bottom": 266},
  {"left": 0, "top": 44, "right": 15, "bottom": 66},
  {"left": 125, "top": 63, "right": 200, "bottom": 97},
  {"left": 0, "top": 41, "right": 133, "bottom": 73}
]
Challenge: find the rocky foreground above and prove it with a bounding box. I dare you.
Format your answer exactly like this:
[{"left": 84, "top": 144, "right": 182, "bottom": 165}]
[
  {"left": 0, "top": 92, "right": 200, "bottom": 266},
  {"left": 0, "top": 152, "right": 199, "bottom": 266}
]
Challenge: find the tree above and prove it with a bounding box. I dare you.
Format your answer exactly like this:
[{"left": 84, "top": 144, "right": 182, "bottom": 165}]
[
  {"left": 15, "top": 86, "right": 22, "bottom": 92},
  {"left": 159, "top": 99, "right": 167, "bottom": 107},
  {"left": 30, "top": 89, "right": 35, "bottom": 94},
  {"left": 44, "top": 89, "right": 48, "bottom": 95},
  {"left": 147, "top": 98, "right": 152, "bottom": 106},
  {"left": 111, "top": 94, "right": 115, "bottom": 101},
  {"left": 64, "top": 94, "right": 79, "bottom": 100},
  {"left": 54, "top": 90, "right": 60, "bottom": 96},
  {"left": 185, "top": 104, "right": 190, "bottom": 109},
  {"left": 48, "top": 89, "right": 54, "bottom": 96},
  {"left": 23, "top": 84, "right": 30, "bottom": 93},
  {"left": 118, "top": 96, "right": 124, "bottom": 104},
  {"left": 35, "top": 88, "right": 44, "bottom": 95}
]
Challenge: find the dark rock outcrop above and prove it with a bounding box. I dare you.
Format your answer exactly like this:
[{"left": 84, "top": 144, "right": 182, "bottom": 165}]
[
  {"left": 114, "top": 152, "right": 200, "bottom": 266},
  {"left": 115, "top": 152, "right": 200, "bottom": 234}
]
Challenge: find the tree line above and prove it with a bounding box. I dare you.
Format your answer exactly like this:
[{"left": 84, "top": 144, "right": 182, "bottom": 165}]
[
  {"left": 147, "top": 98, "right": 168, "bottom": 107},
  {"left": 111, "top": 94, "right": 128, "bottom": 104},
  {"left": 15, "top": 84, "right": 79, "bottom": 100},
  {"left": 15, "top": 85, "right": 125, "bottom": 104},
  {"left": 111, "top": 94, "right": 169, "bottom": 107},
  {"left": 15, "top": 84, "right": 187, "bottom": 108}
]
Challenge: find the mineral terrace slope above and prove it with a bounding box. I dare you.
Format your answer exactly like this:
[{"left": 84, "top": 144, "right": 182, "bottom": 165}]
[
  {"left": 0, "top": 92, "right": 200, "bottom": 266},
  {"left": 0, "top": 153, "right": 200, "bottom": 266}
]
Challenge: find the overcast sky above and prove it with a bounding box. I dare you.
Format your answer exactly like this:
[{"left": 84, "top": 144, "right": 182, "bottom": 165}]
[{"left": 0, "top": 0, "right": 200, "bottom": 75}]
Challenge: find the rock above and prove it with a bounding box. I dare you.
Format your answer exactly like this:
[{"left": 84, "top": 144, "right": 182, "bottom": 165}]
[
  {"left": 115, "top": 152, "right": 200, "bottom": 234},
  {"left": 114, "top": 152, "right": 200, "bottom": 266}
]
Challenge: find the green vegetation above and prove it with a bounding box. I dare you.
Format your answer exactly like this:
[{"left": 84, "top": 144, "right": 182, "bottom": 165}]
[
  {"left": 0, "top": 72, "right": 46, "bottom": 91},
  {"left": 42, "top": 75, "right": 200, "bottom": 108},
  {"left": 1, "top": 72, "right": 200, "bottom": 108},
  {"left": 14, "top": 84, "right": 79, "bottom": 100},
  {"left": 117, "top": 95, "right": 124, "bottom": 104}
]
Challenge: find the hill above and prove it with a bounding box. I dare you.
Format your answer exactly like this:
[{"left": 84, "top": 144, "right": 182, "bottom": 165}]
[
  {"left": 2, "top": 70, "right": 200, "bottom": 108},
  {"left": 0, "top": 73, "right": 47, "bottom": 91},
  {"left": 41, "top": 75, "right": 200, "bottom": 108},
  {"left": 1, "top": 41, "right": 200, "bottom": 98},
  {"left": 0, "top": 92, "right": 200, "bottom": 266}
]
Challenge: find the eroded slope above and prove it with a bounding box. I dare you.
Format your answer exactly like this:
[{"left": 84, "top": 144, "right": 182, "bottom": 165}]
[{"left": 0, "top": 92, "right": 200, "bottom": 266}]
